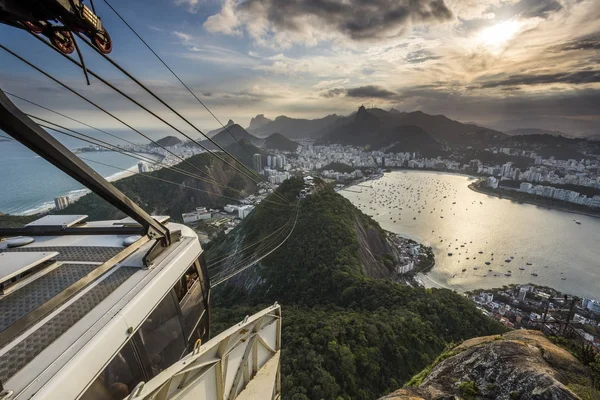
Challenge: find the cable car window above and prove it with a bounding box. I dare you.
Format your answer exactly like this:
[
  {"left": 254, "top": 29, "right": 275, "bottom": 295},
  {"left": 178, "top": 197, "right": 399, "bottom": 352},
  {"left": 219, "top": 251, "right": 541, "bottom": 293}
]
[
  {"left": 79, "top": 341, "right": 144, "bottom": 400},
  {"left": 173, "top": 264, "right": 205, "bottom": 341},
  {"left": 137, "top": 292, "right": 186, "bottom": 376}
]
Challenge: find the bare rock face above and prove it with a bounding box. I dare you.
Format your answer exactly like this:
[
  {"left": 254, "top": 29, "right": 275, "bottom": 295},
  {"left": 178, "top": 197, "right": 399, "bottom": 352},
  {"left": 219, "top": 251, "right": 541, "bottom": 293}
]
[{"left": 381, "top": 330, "right": 590, "bottom": 400}]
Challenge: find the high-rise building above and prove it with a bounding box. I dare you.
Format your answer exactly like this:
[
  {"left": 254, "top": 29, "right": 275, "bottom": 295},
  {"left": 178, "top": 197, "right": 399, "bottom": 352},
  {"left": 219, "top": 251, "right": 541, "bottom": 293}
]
[
  {"left": 253, "top": 153, "right": 262, "bottom": 172},
  {"left": 54, "top": 196, "right": 70, "bottom": 210},
  {"left": 137, "top": 162, "right": 149, "bottom": 173},
  {"left": 267, "top": 155, "right": 272, "bottom": 167}
]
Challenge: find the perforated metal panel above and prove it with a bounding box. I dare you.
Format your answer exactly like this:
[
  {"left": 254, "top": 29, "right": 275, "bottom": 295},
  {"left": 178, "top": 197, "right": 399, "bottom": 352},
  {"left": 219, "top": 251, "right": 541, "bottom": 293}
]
[
  {"left": 0, "top": 267, "right": 137, "bottom": 383},
  {"left": 2, "top": 246, "right": 123, "bottom": 263},
  {"left": 0, "top": 263, "right": 98, "bottom": 332}
]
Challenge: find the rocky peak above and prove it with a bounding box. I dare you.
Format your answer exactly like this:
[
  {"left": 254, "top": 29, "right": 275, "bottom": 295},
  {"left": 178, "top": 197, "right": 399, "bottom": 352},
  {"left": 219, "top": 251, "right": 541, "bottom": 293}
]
[{"left": 380, "top": 330, "right": 596, "bottom": 400}]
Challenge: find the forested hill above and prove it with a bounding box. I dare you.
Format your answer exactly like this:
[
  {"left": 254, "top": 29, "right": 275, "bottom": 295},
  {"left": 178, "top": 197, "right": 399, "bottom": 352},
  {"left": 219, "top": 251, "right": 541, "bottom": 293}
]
[
  {"left": 208, "top": 178, "right": 506, "bottom": 400},
  {"left": 61, "top": 152, "right": 256, "bottom": 221}
]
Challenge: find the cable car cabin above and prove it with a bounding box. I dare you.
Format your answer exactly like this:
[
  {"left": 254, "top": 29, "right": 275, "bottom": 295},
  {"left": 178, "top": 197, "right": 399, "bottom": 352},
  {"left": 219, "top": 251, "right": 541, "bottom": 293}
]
[
  {"left": 0, "top": 215, "right": 210, "bottom": 400},
  {"left": 0, "top": 0, "right": 112, "bottom": 54}
]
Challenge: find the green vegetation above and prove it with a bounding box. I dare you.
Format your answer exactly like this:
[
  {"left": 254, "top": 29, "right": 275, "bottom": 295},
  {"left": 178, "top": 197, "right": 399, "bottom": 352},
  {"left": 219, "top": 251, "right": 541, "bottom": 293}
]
[
  {"left": 209, "top": 178, "right": 506, "bottom": 400},
  {"left": 0, "top": 214, "right": 38, "bottom": 228},
  {"left": 459, "top": 381, "right": 478, "bottom": 399},
  {"left": 405, "top": 343, "right": 461, "bottom": 387},
  {"left": 61, "top": 152, "right": 256, "bottom": 222},
  {"left": 320, "top": 162, "right": 356, "bottom": 174}
]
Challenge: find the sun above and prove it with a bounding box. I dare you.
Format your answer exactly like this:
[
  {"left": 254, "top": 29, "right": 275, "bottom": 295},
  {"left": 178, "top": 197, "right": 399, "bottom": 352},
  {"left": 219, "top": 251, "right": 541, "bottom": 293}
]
[{"left": 478, "top": 20, "right": 521, "bottom": 51}]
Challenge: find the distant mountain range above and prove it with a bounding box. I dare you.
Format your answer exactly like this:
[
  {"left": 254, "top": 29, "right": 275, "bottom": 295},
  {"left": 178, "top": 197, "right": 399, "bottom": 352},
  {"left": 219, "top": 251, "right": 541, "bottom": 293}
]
[
  {"left": 247, "top": 114, "right": 340, "bottom": 139},
  {"left": 247, "top": 107, "right": 506, "bottom": 149},
  {"left": 505, "top": 128, "right": 569, "bottom": 137},
  {"left": 152, "top": 108, "right": 598, "bottom": 160},
  {"left": 318, "top": 106, "right": 443, "bottom": 156}
]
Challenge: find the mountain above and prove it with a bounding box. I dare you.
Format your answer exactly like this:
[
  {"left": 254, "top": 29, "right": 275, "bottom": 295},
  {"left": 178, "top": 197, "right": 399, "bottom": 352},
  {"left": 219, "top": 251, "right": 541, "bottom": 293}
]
[
  {"left": 247, "top": 114, "right": 341, "bottom": 139},
  {"left": 208, "top": 178, "right": 506, "bottom": 400},
  {"left": 258, "top": 132, "right": 300, "bottom": 152},
  {"left": 506, "top": 128, "right": 570, "bottom": 137},
  {"left": 248, "top": 114, "right": 272, "bottom": 131},
  {"left": 319, "top": 106, "right": 443, "bottom": 156},
  {"left": 150, "top": 136, "right": 182, "bottom": 147},
  {"left": 489, "top": 116, "right": 600, "bottom": 138},
  {"left": 60, "top": 152, "right": 257, "bottom": 221},
  {"left": 201, "top": 124, "right": 258, "bottom": 150},
  {"left": 383, "top": 330, "right": 599, "bottom": 400},
  {"left": 206, "top": 119, "right": 235, "bottom": 138}
]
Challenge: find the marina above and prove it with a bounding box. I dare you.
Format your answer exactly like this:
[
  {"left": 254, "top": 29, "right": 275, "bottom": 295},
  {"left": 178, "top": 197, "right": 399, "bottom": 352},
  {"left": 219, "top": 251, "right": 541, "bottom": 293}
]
[{"left": 342, "top": 170, "right": 600, "bottom": 299}]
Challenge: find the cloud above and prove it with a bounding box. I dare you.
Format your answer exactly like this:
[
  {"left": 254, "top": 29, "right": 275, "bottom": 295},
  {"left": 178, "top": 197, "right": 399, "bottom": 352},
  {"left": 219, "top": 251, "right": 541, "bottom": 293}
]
[
  {"left": 516, "top": 0, "right": 562, "bottom": 19},
  {"left": 405, "top": 49, "right": 441, "bottom": 63},
  {"left": 553, "top": 34, "right": 600, "bottom": 52},
  {"left": 346, "top": 85, "right": 397, "bottom": 98},
  {"left": 204, "top": 0, "right": 453, "bottom": 46},
  {"left": 173, "top": 0, "right": 202, "bottom": 13},
  {"left": 321, "top": 88, "right": 347, "bottom": 98},
  {"left": 480, "top": 70, "right": 600, "bottom": 88},
  {"left": 203, "top": 0, "right": 242, "bottom": 36}
]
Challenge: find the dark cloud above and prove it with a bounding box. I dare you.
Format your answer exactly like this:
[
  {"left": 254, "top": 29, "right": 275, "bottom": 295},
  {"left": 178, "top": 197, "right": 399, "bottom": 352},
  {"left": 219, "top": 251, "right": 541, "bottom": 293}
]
[
  {"left": 321, "top": 88, "right": 347, "bottom": 98},
  {"left": 480, "top": 70, "right": 600, "bottom": 88},
  {"left": 405, "top": 50, "right": 441, "bottom": 63},
  {"left": 346, "top": 85, "right": 397, "bottom": 98},
  {"left": 237, "top": 0, "right": 453, "bottom": 40},
  {"left": 516, "top": 0, "right": 562, "bottom": 19},
  {"left": 553, "top": 34, "right": 600, "bottom": 52}
]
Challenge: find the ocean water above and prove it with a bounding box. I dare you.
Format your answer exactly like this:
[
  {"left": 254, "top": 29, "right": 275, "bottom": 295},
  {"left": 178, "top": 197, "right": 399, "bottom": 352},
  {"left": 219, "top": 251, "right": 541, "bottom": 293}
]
[
  {"left": 0, "top": 140, "right": 140, "bottom": 215},
  {"left": 341, "top": 170, "right": 600, "bottom": 300}
]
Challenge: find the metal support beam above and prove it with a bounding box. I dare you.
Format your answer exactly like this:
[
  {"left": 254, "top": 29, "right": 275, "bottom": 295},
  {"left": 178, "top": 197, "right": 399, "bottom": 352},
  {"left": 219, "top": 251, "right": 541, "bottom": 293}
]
[{"left": 0, "top": 88, "right": 172, "bottom": 255}]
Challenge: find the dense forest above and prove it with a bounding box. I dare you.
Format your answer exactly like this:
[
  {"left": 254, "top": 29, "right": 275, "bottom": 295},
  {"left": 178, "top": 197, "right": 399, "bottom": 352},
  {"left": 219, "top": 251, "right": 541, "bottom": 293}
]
[{"left": 207, "top": 178, "right": 506, "bottom": 400}]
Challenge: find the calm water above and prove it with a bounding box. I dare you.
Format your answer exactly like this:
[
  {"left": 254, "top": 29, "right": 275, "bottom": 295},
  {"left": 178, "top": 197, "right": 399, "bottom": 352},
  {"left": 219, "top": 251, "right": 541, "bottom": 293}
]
[
  {"left": 341, "top": 170, "right": 600, "bottom": 300},
  {"left": 0, "top": 141, "right": 141, "bottom": 215}
]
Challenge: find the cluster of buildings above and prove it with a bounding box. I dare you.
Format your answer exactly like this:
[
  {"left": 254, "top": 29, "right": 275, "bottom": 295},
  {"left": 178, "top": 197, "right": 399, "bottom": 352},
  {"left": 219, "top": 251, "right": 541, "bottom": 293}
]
[
  {"left": 470, "top": 285, "right": 600, "bottom": 349},
  {"left": 252, "top": 153, "right": 289, "bottom": 173},
  {"left": 518, "top": 182, "right": 600, "bottom": 208},
  {"left": 252, "top": 153, "right": 292, "bottom": 184},
  {"left": 321, "top": 169, "right": 363, "bottom": 182},
  {"left": 293, "top": 144, "right": 421, "bottom": 171},
  {"left": 389, "top": 235, "right": 430, "bottom": 275}
]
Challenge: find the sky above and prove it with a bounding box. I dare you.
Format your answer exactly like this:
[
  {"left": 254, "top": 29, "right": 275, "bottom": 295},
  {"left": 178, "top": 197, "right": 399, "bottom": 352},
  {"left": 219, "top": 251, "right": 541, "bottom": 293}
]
[{"left": 1, "top": 0, "right": 600, "bottom": 140}]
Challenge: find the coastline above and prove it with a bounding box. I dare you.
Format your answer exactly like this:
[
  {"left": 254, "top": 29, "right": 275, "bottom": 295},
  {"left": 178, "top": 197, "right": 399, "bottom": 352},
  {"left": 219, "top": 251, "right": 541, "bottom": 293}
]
[
  {"left": 19, "top": 163, "right": 140, "bottom": 216},
  {"left": 468, "top": 181, "right": 600, "bottom": 220}
]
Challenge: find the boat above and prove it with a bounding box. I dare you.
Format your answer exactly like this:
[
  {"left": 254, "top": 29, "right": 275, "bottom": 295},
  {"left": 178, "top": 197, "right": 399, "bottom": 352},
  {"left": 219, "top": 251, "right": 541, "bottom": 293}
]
[
  {"left": 485, "top": 261, "right": 491, "bottom": 265},
  {"left": 504, "top": 273, "right": 512, "bottom": 277},
  {"left": 526, "top": 262, "right": 532, "bottom": 265},
  {"left": 531, "top": 273, "right": 538, "bottom": 277},
  {"left": 575, "top": 221, "right": 581, "bottom": 225},
  {"left": 505, "top": 259, "right": 511, "bottom": 263},
  {"left": 478, "top": 251, "right": 483, "bottom": 254},
  {"left": 448, "top": 253, "right": 453, "bottom": 256},
  {"left": 462, "top": 268, "right": 467, "bottom": 272},
  {"left": 473, "top": 267, "right": 478, "bottom": 270},
  {"left": 519, "top": 267, "right": 525, "bottom": 270}
]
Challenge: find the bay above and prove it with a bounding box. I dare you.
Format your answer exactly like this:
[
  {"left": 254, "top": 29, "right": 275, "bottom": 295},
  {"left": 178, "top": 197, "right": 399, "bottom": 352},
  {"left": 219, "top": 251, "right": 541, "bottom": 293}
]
[{"left": 341, "top": 170, "right": 600, "bottom": 300}]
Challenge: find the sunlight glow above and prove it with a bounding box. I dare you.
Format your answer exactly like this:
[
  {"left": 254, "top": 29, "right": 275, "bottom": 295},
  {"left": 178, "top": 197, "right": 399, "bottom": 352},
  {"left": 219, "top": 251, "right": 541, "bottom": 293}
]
[{"left": 478, "top": 20, "right": 521, "bottom": 51}]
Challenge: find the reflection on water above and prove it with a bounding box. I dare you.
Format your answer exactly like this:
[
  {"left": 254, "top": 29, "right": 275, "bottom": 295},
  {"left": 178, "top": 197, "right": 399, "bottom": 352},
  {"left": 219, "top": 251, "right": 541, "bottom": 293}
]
[{"left": 341, "top": 170, "right": 600, "bottom": 300}]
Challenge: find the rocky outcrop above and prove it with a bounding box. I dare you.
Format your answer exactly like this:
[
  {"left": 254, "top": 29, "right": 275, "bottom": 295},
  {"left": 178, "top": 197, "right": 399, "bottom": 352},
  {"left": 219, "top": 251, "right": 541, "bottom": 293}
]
[{"left": 381, "top": 330, "right": 595, "bottom": 400}]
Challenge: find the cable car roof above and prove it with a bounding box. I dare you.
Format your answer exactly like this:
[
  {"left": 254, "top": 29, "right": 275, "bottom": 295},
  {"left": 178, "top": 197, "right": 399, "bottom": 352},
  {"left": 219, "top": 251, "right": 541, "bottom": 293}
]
[{"left": 0, "top": 218, "right": 202, "bottom": 399}]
